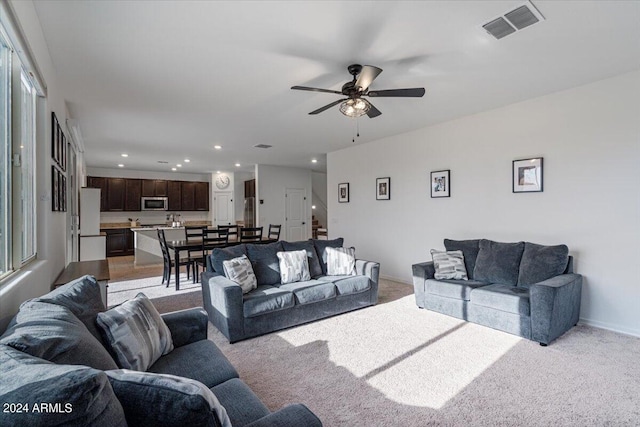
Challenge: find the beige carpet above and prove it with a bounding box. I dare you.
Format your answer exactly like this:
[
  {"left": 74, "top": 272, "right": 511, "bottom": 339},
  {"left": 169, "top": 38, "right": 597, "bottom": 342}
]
[{"left": 109, "top": 278, "right": 640, "bottom": 426}]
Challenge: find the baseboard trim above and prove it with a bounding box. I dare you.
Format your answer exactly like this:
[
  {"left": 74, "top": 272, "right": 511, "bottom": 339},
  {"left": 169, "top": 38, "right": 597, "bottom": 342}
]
[
  {"left": 379, "top": 274, "right": 412, "bottom": 286},
  {"left": 579, "top": 317, "right": 640, "bottom": 338}
]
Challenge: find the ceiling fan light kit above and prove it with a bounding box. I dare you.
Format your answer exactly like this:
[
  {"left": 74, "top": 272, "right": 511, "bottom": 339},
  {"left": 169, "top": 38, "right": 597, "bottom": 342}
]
[{"left": 339, "top": 98, "right": 370, "bottom": 118}]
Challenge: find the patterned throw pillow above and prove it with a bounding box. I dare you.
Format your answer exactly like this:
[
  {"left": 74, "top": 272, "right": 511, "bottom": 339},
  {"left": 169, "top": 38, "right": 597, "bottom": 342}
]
[
  {"left": 326, "top": 247, "right": 356, "bottom": 276},
  {"left": 222, "top": 255, "right": 257, "bottom": 294},
  {"left": 96, "top": 293, "right": 174, "bottom": 371},
  {"left": 431, "top": 250, "right": 468, "bottom": 280},
  {"left": 277, "top": 250, "right": 311, "bottom": 284},
  {"left": 106, "top": 369, "right": 232, "bottom": 427}
]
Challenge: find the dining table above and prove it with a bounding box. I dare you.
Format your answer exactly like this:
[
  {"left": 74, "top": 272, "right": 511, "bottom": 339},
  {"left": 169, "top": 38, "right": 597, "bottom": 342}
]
[{"left": 165, "top": 237, "right": 277, "bottom": 290}]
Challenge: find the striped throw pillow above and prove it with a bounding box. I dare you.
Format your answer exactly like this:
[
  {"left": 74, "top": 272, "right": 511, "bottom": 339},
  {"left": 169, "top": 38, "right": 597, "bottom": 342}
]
[
  {"left": 222, "top": 255, "right": 257, "bottom": 294},
  {"left": 277, "top": 250, "right": 311, "bottom": 284},
  {"left": 326, "top": 247, "right": 356, "bottom": 276},
  {"left": 430, "top": 249, "right": 468, "bottom": 280}
]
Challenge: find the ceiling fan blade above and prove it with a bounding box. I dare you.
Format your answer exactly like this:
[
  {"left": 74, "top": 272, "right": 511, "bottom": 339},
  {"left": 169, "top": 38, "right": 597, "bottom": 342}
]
[
  {"left": 366, "top": 101, "right": 382, "bottom": 118},
  {"left": 291, "top": 86, "right": 342, "bottom": 95},
  {"left": 367, "top": 88, "right": 426, "bottom": 97},
  {"left": 355, "top": 65, "right": 383, "bottom": 91},
  {"left": 309, "top": 99, "right": 347, "bottom": 115}
]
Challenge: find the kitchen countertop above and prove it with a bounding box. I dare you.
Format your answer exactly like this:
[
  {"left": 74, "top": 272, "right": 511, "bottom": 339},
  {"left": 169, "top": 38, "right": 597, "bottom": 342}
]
[{"left": 100, "top": 221, "right": 211, "bottom": 230}]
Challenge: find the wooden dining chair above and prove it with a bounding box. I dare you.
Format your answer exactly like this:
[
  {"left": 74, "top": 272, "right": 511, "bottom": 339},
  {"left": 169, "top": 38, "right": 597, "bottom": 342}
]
[
  {"left": 157, "top": 228, "right": 192, "bottom": 287},
  {"left": 184, "top": 225, "right": 206, "bottom": 283},
  {"left": 218, "top": 224, "right": 239, "bottom": 241},
  {"left": 268, "top": 224, "right": 281, "bottom": 241},
  {"left": 195, "top": 228, "right": 229, "bottom": 279},
  {"left": 239, "top": 226, "right": 263, "bottom": 243}
]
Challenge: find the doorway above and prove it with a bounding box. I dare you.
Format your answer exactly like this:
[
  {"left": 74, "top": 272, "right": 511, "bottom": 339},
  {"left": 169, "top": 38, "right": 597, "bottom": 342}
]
[
  {"left": 285, "top": 188, "right": 307, "bottom": 241},
  {"left": 214, "top": 191, "right": 234, "bottom": 227}
]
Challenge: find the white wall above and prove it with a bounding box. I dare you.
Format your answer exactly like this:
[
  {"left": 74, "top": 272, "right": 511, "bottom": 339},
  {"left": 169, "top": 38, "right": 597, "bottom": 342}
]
[
  {"left": 256, "top": 164, "right": 312, "bottom": 239},
  {"left": 328, "top": 70, "right": 640, "bottom": 337}
]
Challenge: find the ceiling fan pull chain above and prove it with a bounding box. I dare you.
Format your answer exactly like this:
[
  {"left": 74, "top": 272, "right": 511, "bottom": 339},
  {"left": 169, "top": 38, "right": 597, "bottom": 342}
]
[{"left": 357, "top": 118, "right": 360, "bottom": 138}]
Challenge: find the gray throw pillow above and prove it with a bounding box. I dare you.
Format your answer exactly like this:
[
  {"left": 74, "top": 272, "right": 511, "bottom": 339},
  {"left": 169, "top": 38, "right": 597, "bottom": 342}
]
[
  {"left": 473, "top": 239, "right": 525, "bottom": 285},
  {"left": 246, "top": 241, "right": 284, "bottom": 286},
  {"left": 0, "top": 301, "right": 118, "bottom": 371},
  {"left": 443, "top": 239, "right": 480, "bottom": 280},
  {"left": 106, "top": 369, "right": 231, "bottom": 427},
  {"left": 223, "top": 255, "right": 258, "bottom": 293},
  {"left": 326, "top": 247, "right": 356, "bottom": 276},
  {"left": 277, "top": 250, "right": 311, "bottom": 284},
  {"left": 312, "top": 238, "right": 344, "bottom": 275},
  {"left": 282, "top": 240, "right": 323, "bottom": 278},
  {"left": 96, "top": 293, "right": 173, "bottom": 371},
  {"left": 517, "top": 242, "right": 569, "bottom": 287},
  {"left": 210, "top": 244, "right": 246, "bottom": 274},
  {"left": 431, "top": 249, "right": 468, "bottom": 280},
  {"left": 0, "top": 344, "right": 126, "bottom": 427}
]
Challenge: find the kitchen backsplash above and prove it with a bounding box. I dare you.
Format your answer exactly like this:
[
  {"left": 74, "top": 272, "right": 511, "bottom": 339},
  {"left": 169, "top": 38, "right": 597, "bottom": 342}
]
[{"left": 101, "top": 211, "right": 210, "bottom": 225}]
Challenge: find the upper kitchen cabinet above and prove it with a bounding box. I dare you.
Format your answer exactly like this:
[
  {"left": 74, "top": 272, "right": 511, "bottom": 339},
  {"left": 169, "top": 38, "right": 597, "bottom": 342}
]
[
  {"left": 194, "top": 181, "right": 210, "bottom": 211},
  {"left": 106, "top": 178, "right": 126, "bottom": 211},
  {"left": 168, "top": 180, "right": 182, "bottom": 211},
  {"left": 125, "top": 179, "right": 142, "bottom": 211},
  {"left": 181, "top": 181, "right": 197, "bottom": 211},
  {"left": 142, "top": 179, "right": 168, "bottom": 197}
]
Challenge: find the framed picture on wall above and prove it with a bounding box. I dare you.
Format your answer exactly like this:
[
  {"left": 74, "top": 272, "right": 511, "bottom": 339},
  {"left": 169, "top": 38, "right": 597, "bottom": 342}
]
[
  {"left": 338, "top": 183, "right": 349, "bottom": 203},
  {"left": 376, "top": 177, "right": 390, "bottom": 200},
  {"left": 51, "top": 165, "right": 59, "bottom": 212},
  {"left": 513, "top": 157, "right": 543, "bottom": 193},
  {"left": 431, "top": 170, "right": 450, "bottom": 198}
]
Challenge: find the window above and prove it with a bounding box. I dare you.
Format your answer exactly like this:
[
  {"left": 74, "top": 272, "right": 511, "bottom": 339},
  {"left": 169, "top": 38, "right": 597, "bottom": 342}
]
[{"left": 0, "top": 33, "right": 10, "bottom": 277}]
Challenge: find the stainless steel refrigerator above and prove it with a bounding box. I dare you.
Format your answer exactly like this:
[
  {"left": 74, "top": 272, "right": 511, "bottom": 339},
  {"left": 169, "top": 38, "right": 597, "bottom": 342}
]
[{"left": 244, "top": 197, "right": 255, "bottom": 228}]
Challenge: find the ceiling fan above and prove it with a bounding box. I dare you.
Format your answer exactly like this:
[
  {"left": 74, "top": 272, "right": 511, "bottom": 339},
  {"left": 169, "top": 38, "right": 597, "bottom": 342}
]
[{"left": 291, "top": 64, "right": 425, "bottom": 118}]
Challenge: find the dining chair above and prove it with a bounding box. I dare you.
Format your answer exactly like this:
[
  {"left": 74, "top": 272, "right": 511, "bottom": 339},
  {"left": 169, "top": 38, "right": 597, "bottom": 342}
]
[
  {"left": 239, "top": 226, "right": 263, "bottom": 242},
  {"left": 157, "top": 228, "right": 192, "bottom": 287},
  {"left": 195, "top": 228, "right": 229, "bottom": 279},
  {"left": 268, "top": 224, "right": 281, "bottom": 241},
  {"left": 218, "top": 224, "right": 239, "bottom": 241},
  {"left": 184, "top": 225, "right": 206, "bottom": 283}
]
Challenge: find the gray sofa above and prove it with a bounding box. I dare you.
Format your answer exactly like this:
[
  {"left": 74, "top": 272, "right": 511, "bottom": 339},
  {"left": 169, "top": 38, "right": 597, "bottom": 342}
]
[
  {"left": 201, "top": 238, "right": 380, "bottom": 343},
  {"left": 0, "top": 275, "right": 321, "bottom": 427},
  {"left": 412, "top": 239, "right": 582, "bottom": 345}
]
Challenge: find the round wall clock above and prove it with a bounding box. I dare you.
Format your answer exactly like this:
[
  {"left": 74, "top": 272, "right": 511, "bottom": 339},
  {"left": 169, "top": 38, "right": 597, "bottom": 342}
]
[{"left": 215, "top": 174, "right": 230, "bottom": 189}]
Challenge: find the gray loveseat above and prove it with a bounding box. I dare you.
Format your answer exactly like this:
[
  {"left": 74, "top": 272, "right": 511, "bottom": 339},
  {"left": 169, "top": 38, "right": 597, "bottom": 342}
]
[
  {"left": 0, "top": 275, "right": 321, "bottom": 427},
  {"left": 412, "top": 239, "right": 582, "bottom": 345},
  {"left": 201, "top": 238, "right": 380, "bottom": 343}
]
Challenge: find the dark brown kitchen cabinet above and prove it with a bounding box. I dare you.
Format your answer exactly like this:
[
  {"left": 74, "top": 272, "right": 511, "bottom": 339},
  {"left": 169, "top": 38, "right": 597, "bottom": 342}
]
[
  {"left": 181, "top": 182, "right": 197, "bottom": 211},
  {"left": 125, "top": 179, "right": 142, "bottom": 211},
  {"left": 168, "top": 181, "right": 182, "bottom": 211},
  {"left": 87, "top": 176, "right": 108, "bottom": 211},
  {"left": 194, "top": 181, "right": 210, "bottom": 210},
  {"left": 142, "top": 179, "right": 168, "bottom": 197},
  {"left": 103, "top": 228, "right": 134, "bottom": 257},
  {"left": 106, "top": 178, "right": 126, "bottom": 211}
]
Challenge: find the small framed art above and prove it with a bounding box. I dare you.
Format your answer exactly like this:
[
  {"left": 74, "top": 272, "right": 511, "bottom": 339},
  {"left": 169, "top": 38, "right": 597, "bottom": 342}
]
[
  {"left": 376, "top": 177, "right": 390, "bottom": 200},
  {"left": 513, "top": 157, "right": 543, "bottom": 193},
  {"left": 431, "top": 170, "right": 450, "bottom": 198},
  {"left": 338, "top": 183, "right": 349, "bottom": 203}
]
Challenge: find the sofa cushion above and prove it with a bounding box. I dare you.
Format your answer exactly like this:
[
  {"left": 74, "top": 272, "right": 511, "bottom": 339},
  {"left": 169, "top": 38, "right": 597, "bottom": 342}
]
[
  {"left": 210, "top": 244, "right": 247, "bottom": 274},
  {"left": 473, "top": 240, "right": 525, "bottom": 286},
  {"left": 96, "top": 293, "right": 174, "bottom": 371},
  {"left": 243, "top": 285, "right": 295, "bottom": 318},
  {"left": 147, "top": 339, "right": 239, "bottom": 388},
  {"left": 223, "top": 255, "right": 257, "bottom": 293},
  {"left": 211, "top": 378, "right": 270, "bottom": 427},
  {"left": 277, "top": 250, "right": 311, "bottom": 284},
  {"left": 431, "top": 249, "right": 468, "bottom": 280},
  {"left": 0, "top": 344, "right": 126, "bottom": 427},
  {"left": 444, "top": 239, "right": 480, "bottom": 280},
  {"left": 0, "top": 301, "right": 118, "bottom": 371},
  {"left": 426, "top": 279, "right": 491, "bottom": 301},
  {"left": 321, "top": 275, "right": 371, "bottom": 296},
  {"left": 106, "top": 370, "right": 231, "bottom": 427},
  {"left": 517, "top": 242, "right": 569, "bottom": 287},
  {"left": 282, "top": 240, "right": 323, "bottom": 278},
  {"left": 246, "top": 241, "right": 284, "bottom": 286},
  {"left": 313, "top": 238, "right": 344, "bottom": 275},
  {"left": 470, "top": 284, "right": 530, "bottom": 316},
  {"left": 32, "top": 274, "right": 105, "bottom": 344},
  {"left": 279, "top": 280, "right": 336, "bottom": 305}
]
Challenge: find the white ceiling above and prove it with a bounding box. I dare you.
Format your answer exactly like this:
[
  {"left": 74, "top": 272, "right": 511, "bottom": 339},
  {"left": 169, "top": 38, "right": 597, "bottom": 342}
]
[{"left": 32, "top": 1, "right": 640, "bottom": 174}]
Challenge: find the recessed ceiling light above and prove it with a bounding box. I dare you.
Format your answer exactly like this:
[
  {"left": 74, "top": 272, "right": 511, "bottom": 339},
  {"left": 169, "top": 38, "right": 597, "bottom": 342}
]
[
  {"left": 118, "top": 164, "right": 124, "bottom": 167},
  {"left": 214, "top": 145, "right": 222, "bottom": 150},
  {"left": 311, "top": 159, "right": 318, "bottom": 163},
  {"left": 235, "top": 163, "right": 241, "bottom": 167},
  {"left": 312, "top": 205, "right": 316, "bottom": 209},
  {"left": 216, "top": 171, "right": 221, "bottom": 174},
  {"left": 121, "top": 153, "right": 128, "bottom": 157},
  {"left": 177, "top": 164, "right": 182, "bottom": 167},
  {"left": 171, "top": 167, "right": 177, "bottom": 171},
  {"left": 184, "top": 159, "right": 190, "bottom": 163}
]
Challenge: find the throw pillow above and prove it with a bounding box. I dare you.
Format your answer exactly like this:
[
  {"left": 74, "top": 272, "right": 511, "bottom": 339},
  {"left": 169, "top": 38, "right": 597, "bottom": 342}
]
[
  {"left": 0, "top": 344, "right": 126, "bottom": 427},
  {"left": 0, "top": 301, "right": 118, "bottom": 371},
  {"left": 106, "top": 369, "right": 231, "bottom": 427},
  {"left": 222, "top": 255, "right": 258, "bottom": 293},
  {"left": 312, "top": 238, "right": 344, "bottom": 275},
  {"left": 282, "top": 240, "right": 323, "bottom": 278},
  {"left": 246, "top": 241, "right": 284, "bottom": 286},
  {"left": 277, "top": 250, "right": 311, "bottom": 284},
  {"left": 210, "top": 244, "right": 247, "bottom": 274},
  {"left": 443, "top": 239, "right": 481, "bottom": 280},
  {"left": 473, "top": 239, "right": 525, "bottom": 285},
  {"left": 96, "top": 293, "right": 174, "bottom": 371},
  {"left": 517, "top": 242, "right": 569, "bottom": 287},
  {"left": 326, "top": 247, "right": 356, "bottom": 276},
  {"left": 430, "top": 249, "right": 468, "bottom": 280}
]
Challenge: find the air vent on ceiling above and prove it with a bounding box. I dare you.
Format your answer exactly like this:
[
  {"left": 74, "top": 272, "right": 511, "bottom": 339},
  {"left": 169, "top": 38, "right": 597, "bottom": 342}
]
[
  {"left": 157, "top": 161, "right": 169, "bottom": 164},
  {"left": 482, "top": 1, "right": 545, "bottom": 40},
  {"left": 254, "top": 144, "right": 272, "bottom": 149}
]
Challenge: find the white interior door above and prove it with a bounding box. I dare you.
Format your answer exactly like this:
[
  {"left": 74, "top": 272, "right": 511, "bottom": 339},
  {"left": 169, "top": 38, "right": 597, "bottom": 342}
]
[
  {"left": 214, "top": 191, "right": 233, "bottom": 227},
  {"left": 285, "top": 188, "right": 306, "bottom": 241}
]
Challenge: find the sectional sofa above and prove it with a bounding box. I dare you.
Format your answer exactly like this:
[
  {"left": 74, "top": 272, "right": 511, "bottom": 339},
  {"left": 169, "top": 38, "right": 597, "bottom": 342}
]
[
  {"left": 412, "top": 239, "right": 582, "bottom": 345},
  {"left": 201, "top": 238, "right": 380, "bottom": 343}
]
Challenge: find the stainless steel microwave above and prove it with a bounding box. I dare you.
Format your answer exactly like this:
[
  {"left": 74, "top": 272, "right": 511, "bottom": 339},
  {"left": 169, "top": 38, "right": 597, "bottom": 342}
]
[{"left": 141, "top": 197, "right": 168, "bottom": 211}]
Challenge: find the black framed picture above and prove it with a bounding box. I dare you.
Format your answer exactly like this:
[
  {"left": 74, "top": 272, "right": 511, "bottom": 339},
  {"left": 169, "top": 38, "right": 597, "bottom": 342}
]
[
  {"left": 51, "top": 111, "right": 67, "bottom": 172},
  {"left": 338, "top": 183, "right": 349, "bottom": 203},
  {"left": 431, "top": 170, "right": 450, "bottom": 198},
  {"left": 376, "top": 177, "right": 390, "bottom": 200},
  {"left": 51, "top": 165, "right": 59, "bottom": 211},
  {"left": 513, "top": 157, "right": 543, "bottom": 193}
]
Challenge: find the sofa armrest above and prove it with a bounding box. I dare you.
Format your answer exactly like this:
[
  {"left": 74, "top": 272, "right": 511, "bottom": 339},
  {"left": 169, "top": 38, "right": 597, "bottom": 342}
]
[
  {"left": 411, "top": 262, "right": 435, "bottom": 308},
  {"left": 529, "top": 273, "right": 582, "bottom": 345},
  {"left": 245, "top": 404, "right": 322, "bottom": 427},
  {"left": 201, "top": 271, "right": 245, "bottom": 342},
  {"left": 355, "top": 259, "right": 380, "bottom": 305},
  {"left": 161, "top": 307, "right": 208, "bottom": 347}
]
